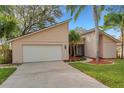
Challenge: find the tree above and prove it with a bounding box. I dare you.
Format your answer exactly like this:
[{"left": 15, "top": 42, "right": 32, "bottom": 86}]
[
  {"left": 0, "top": 5, "right": 63, "bottom": 38},
  {"left": 0, "top": 5, "right": 19, "bottom": 40},
  {"left": 106, "top": 6, "right": 124, "bottom": 13},
  {"left": 92, "top": 5, "right": 100, "bottom": 62},
  {"left": 0, "top": 6, "right": 18, "bottom": 63},
  {"left": 66, "top": 5, "right": 104, "bottom": 62},
  {"left": 0, "top": 13, "right": 19, "bottom": 40},
  {"left": 104, "top": 13, "right": 124, "bottom": 58},
  {"left": 0, "top": 5, "right": 13, "bottom": 15},
  {"left": 12, "top": 5, "right": 62, "bottom": 35},
  {"left": 69, "top": 30, "right": 81, "bottom": 57}
]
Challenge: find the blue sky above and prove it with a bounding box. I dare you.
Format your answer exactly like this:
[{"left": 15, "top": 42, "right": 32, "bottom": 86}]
[{"left": 57, "top": 5, "right": 120, "bottom": 39}]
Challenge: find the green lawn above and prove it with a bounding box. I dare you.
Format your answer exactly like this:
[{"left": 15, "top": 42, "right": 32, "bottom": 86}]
[
  {"left": 0, "top": 68, "right": 16, "bottom": 85},
  {"left": 69, "top": 59, "right": 124, "bottom": 88}
]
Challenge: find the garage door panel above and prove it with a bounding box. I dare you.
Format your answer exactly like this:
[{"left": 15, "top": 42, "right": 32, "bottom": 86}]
[{"left": 23, "top": 45, "right": 62, "bottom": 62}]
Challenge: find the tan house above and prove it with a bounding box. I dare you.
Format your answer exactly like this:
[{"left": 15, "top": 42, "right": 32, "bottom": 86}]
[
  {"left": 9, "top": 20, "right": 69, "bottom": 63},
  {"left": 9, "top": 20, "right": 120, "bottom": 63},
  {"left": 78, "top": 29, "right": 120, "bottom": 58}
]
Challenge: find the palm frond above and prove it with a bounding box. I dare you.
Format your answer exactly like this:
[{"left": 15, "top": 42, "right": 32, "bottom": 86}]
[
  {"left": 66, "top": 5, "right": 85, "bottom": 21},
  {"left": 74, "top": 6, "right": 85, "bottom": 21},
  {"left": 103, "top": 13, "right": 124, "bottom": 32},
  {"left": 97, "top": 5, "right": 105, "bottom": 21},
  {"left": 69, "top": 30, "right": 81, "bottom": 44},
  {"left": 66, "top": 5, "right": 77, "bottom": 16}
]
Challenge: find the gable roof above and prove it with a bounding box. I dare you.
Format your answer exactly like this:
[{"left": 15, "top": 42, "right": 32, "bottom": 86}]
[
  {"left": 81, "top": 28, "right": 121, "bottom": 43},
  {"left": 8, "top": 19, "right": 71, "bottom": 42}
]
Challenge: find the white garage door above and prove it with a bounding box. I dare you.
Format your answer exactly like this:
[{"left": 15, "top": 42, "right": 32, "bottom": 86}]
[{"left": 23, "top": 45, "right": 62, "bottom": 62}]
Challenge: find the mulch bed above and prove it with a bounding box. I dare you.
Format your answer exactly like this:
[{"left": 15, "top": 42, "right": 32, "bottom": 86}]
[
  {"left": 88, "top": 58, "right": 113, "bottom": 64},
  {"left": 64, "top": 56, "right": 82, "bottom": 62},
  {"left": 69, "top": 56, "right": 81, "bottom": 61}
]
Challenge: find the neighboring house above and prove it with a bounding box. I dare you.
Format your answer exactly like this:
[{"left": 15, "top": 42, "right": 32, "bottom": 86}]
[
  {"left": 9, "top": 20, "right": 69, "bottom": 63},
  {"left": 78, "top": 29, "right": 120, "bottom": 58},
  {"left": 116, "top": 43, "right": 124, "bottom": 57},
  {"left": 9, "top": 20, "right": 120, "bottom": 63}
]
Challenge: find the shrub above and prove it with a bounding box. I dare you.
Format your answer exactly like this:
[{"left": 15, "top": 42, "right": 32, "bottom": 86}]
[
  {"left": 0, "top": 55, "right": 5, "bottom": 64},
  {"left": 0, "top": 44, "right": 12, "bottom": 64},
  {"left": 64, "top": 57, "right": 86, "bottom": 62},
  {"left": 78, "top": 57, "right": 86, "bottom": 61},
  {"left": 0, "top": 49, "right": 12, "bottom": 64}
]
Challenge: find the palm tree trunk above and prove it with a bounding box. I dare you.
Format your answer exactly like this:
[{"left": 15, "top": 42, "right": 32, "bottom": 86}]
[
  {"left": 73, "top": 44, "right": 76, "bottom": 57},
  {"left": 121, "top": 30, "right": 124, "bottom": 58},
  {"left": 92, "top": 5, "right": 100, "bottom": 63},
  {"left": 70, "top": 44, "right": 72, "bottom": 56},
  {"left": 76, "top": 44, "right": 78, "bottom": 56}
]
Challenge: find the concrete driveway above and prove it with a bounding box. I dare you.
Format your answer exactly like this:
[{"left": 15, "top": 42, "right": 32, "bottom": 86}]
[{"left": 0, "top": 61, "right": 107, "bottom": 88}]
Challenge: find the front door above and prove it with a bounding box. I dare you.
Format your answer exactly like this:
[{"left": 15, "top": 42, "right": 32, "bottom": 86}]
[
  {"left": 76, "top": 44, "right": 84, "bottom": 57},
  {"left": 69, "top": 44, "right": 84, "bottom": 57}
]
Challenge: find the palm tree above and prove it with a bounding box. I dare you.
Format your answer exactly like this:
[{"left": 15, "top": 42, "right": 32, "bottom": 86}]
[
  {"left": 69, "top": 30, "right": 81, "bottom": 57},
  {"left": 66, "top": 5, "right": 104, "bottom": 62},
  {"left": 92, "top": 5, "right": 100, "bottom": 62},
  {"left": 104, "top": 13, "right": 124, "bottom": 58}
]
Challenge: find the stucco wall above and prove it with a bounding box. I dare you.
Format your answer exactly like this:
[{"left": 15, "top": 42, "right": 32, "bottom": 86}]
[
  {"left": 11, "top": 22, "right": 69, "bottom": 63},
  {"left": 102, "top": 35, "right": 117, "bottom": 58},
  {"left": 83, "top": 31, "right": 117, "bottom": 58},
  {"left": 99, "top": 35, "right": 103, "bottom": 58},
  {"left": 83, "top": 32, "right": 96, "bottom": 58}
]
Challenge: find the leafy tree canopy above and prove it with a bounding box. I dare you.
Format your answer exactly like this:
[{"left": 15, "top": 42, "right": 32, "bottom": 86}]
[
  {"left": 69, "top": 30, "right": 80, "bottom": 44},
  {"left": 104, "top": 13, "right": 124, "bottom": 30},
  {"left": 0, "top": 5, "right": 63, "bottom": 40},
  {"left": 12, "top": 5, "right": 62, "bottom": 35},
  {"left": 0, "top": 13, "right": 19, "bottom": 40},
  {"left": 106, "top": 6, "right": 124, "bottom": 13}
]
